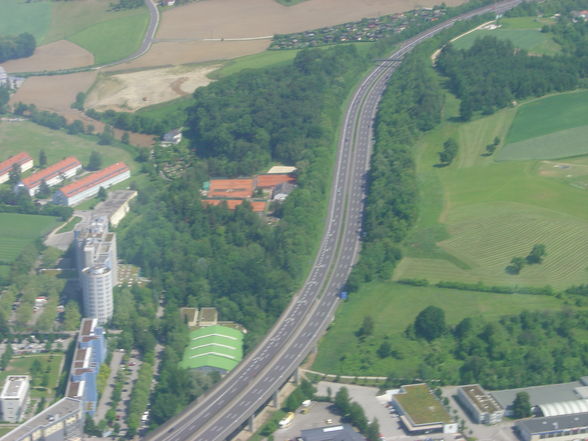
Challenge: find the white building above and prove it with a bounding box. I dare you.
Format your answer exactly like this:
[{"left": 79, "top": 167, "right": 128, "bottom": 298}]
[
  {"left": 81, "top": 265, "right": 113, "bottom": 324},
  {"left": 17, "top": 156, "right": 81, "bottom": 196},
  {"left": 0, "top": 376, "right": 30, "bottom": 423},
  {"left": 457, "top": 384, "right": 504, "bottom": 424},
  {"left": 162, "top": 128, "right": 182, "bottom": 145},
  {"left": 53, "top": 162, "right": 130, "bottom": 207},
  {"left": 0, "top": 153, "right": 33, "bottom": 184}
]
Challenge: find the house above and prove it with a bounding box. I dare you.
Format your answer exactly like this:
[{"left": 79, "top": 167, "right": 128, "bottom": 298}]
[
  {"left": 162, "top": 128, "right": 182, "bottom": 144},
  {"left": 17, "top": 156, "right": 82, "bottom": 196},
  {"left": 53, "top": 162, "right": 130, "bottom": 206},
  {"left": 0, "top": 153, "right": 33, "bottom": 184}
]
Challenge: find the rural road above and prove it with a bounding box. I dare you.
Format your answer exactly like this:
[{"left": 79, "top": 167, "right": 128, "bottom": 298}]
[{"left": 143, "top": 1, "right": 528, "bottom": 441}]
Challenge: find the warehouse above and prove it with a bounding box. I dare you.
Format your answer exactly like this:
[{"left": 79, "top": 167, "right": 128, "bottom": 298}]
[
  {"left": 516, "top": 412, "right": 588, "bottom": 441},
  {"left": 53, "top": 162, "right": 130, "bottom": 206},
  {"left": 0, "top": 152, "right": 33, "bottom": 184},
  {"left": 18, "top": 156, "right": 81, "bottom": 196}
]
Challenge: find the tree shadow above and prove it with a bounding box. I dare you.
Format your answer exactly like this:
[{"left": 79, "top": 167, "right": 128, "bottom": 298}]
[{"left": 433, "top": 163, "right": 449, "bottom": 168}]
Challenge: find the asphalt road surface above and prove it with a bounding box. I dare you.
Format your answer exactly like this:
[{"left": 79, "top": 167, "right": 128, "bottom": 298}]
[{"left": 145, "top": 2, "right": 528, "bottom": 441}]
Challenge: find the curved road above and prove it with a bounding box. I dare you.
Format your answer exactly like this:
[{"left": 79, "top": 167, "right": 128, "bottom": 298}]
[{"left": 145, "top": 1, "right": 527, "bottom": 440}]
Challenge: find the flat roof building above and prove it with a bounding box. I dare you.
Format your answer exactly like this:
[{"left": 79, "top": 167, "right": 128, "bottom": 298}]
[
  {"left": 0, "top": 397, "right": 82, "bottom": 441},
  {"left": 300, "top": 424, "right": 364, "bottom": 441},
  {"left": 0, "top": 376, "right": 30, "bottom": 423},
  {"left": 516, "top": 412, "right": 588, "bottom": 441},
  {"left": 458, "top": 384, "right": 504, "bottom": 424},
  {"left": 53, "top": 162, "right": 130, "bottom": 207},
  {"left": 92, "top": 190, "right": 137, "bottom": 227},
  {"left": 393, "top": 384, "right": 457, "bottom": 435},
  {"left": 0, "top": 153, "right": 33, "bottom": 184},
  {"left": 18, "top": 156, "right": 81, "bottom": 196}
]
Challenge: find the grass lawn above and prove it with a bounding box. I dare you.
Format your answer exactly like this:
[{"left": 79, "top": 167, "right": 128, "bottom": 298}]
[
  {"left": 212, "top": 50, "right": 302, "bottom": 79},
  {"left": 312, "top": 281, "right": 572, "bottom": 376},
  {"left": 136, "top": 95, "right": 195, "bottom": 126},
  {"left": 0, "top": 0, "right": 52, "bottom": 42},
  {"left": 68, "top": 10, "right": 150, "bottom": 65},
  {"left": 0, "top": 121, "right": 137, "bottom": 173},
  {"left": 0, "top": 213, "right": 60, "bottom": 265},
  {"left": 0, "top": 354, "right": 64, "bottom": 399},
  {"left": 394, "top": 86, "right": 588, "bottom": 289}
]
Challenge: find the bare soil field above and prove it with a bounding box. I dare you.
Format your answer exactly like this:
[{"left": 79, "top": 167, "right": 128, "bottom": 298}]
[
  {"left": 2, "top": 40, "right": 94, "bottom": 73},
  {"left": 87, "top": 64, "right": 221, "bottom": 111}
]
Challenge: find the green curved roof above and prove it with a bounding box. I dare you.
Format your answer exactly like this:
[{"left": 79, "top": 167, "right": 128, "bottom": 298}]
[{"left": 179, "top": 325, "right": 243, "bottom": 372}]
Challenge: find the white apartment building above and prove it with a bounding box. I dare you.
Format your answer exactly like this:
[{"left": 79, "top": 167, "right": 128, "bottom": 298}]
[{"left": 0, "top": 376, "right": 30, "bottom": 423}]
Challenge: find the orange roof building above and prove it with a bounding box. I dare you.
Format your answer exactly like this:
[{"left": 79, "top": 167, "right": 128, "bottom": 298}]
[
  {"left": 19, "top": 156, "right": 82, "bottom": 196},
  {"left": 208, "top": 179, "right": 255, "bottom": 199},
  {"left": 0, "top": 152, "right": 33, "bottom": 184},
  {"left": 255, "top": 174, "right": 296, "bottom": 189},
  {"left": 53, "top": 162, "right": 131, "bottom": 207},
  {"left": 202, "top": 199, "right": 267, "bottom": 213}
]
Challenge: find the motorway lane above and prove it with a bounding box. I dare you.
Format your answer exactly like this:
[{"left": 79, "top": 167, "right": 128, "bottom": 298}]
[{"left": 146, "top": 1, "right": 529, "bottom": 440}]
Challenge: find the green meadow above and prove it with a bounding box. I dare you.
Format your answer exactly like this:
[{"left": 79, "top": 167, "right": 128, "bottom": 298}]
[
  {"left": 394, "top": 88, "right": 588, "bottom": 289},
  {"left": 0, "top": 0, "right": 52, "bottom": 41},
  {"left": 68, "top": 11, "right": 150, "bottom": 65},
  {"left": 312, "top": 282, "right": 571, "bottom": 376},
  {"left": 452, "top": 17, "right": 559, "bottom": 55}
]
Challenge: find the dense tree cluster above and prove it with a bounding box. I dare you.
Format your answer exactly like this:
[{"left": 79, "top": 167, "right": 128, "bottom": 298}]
[
  {"left": 0, "top": 33, "right": 35, "bottom": 63},
  {"left": 0, "top": 188, "right": 72, "bottom": 219},
  {"left": 436, "top": 36, "right": 581, "bottom": 120},
  {"left": 86, "top": 108, "right": 171, "bottom": 137},
  {"left": 109, "top": 0, "right": 143, "bottom": 10}
]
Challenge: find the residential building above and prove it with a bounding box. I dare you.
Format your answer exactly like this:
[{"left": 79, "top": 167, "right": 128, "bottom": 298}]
[
  {"left": 458, "top": 384, "right": 504, "bottom": 424},
  {"left": 17, "top": 156, "right": 81, "bottom": 196},
  {"left": 0, "top": 67, "right": 7, "bottom": 86},
  {"left": 162, "top": 128, "right": 182, "bottom": 144},
  {"left": 180, "top": 325, "right": 243, "bottom": 373},
  {"left": 300, "top": 424, "right": 364, "bottom": 441},
  {"left": 516, "top": 412, "right": 588, "bottom": 441},
  {"left": 0, "top": 397, "right": 83, "bottom": 441},
  {"left": 53, "top": 162, "right": 130, "bottom": 206},
  {"left": 392, "top": 384, "right": 458, "bottom": 435},
  {"left": 0, "top": 153, "right": 33, "bottom": 184},
  {"left": 0, "top": 376, "right": 30, "bottom": 423},
  {"left": 66, "top": 318, "right": 106, "bottom": 415},
  {"left": 74, "top": 216, "right": 117, "bottom": 324}
]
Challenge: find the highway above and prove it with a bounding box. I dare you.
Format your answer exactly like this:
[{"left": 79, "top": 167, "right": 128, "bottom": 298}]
[{"left": 145, "top": 1, "right": 526, "bottom": 440}]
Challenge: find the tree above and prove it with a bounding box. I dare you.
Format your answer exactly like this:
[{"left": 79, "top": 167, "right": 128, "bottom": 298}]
[
  {"left": 97, "top": 187, "right": 107, "bottom": 201},
  {"left": 414, "top": 306, "right": 446, "bottom": 341},
  {"left": 334, "top": 387, "right": 351, "bottom": 416},
  {"left": 366, "top": 418, "right": 380, "bottom": 441},
  {"left": 377, "top": 341, "right": 391, "bottom": 358},
  {"left": 439, "top": 138, "right": 458, "bottom": 165},
  {"left": 37, "top": 180, "right": 51, "bottom": 198},
  {"left": 8, "top": 163, "right": 21, "bottom": 186},
  {"left": 87, "top": 151, "right": 102, "bottom": 171},
  {"left": 507, "top": 256, "right": 525, "bottom": 274},
  {"left": 121, "top": 132, "right": 130, "bottom": 145},
  {"left": 72, "top": 92, "right": 86, "bottom": 111},
  {"left": 526, "top": 244, "right": 546, "bottom": 264},
  {"left": 349, "top": 402, "right": 368, "bottom": 433},
  {"left": 512, "top": 391, "right": 532, "bottom": 418},
  {"left": 67, "top": 120, "right": 84, "bottom": 135},
  {"left": 39, "top": 150, "right": 47, "bottom": 168},
  {"left": 98, "top": 125, "right": 115, "bottom": 145},
  {"left": 357, "top": 315, "right": 374, "bottom": 338}
]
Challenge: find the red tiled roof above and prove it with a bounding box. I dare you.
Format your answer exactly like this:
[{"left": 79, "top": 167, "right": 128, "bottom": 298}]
[
  {"left": 202, "top": 199, "right": 267, "bottom": 212},
  {"left": 255, "top": 174, "right": 296, "bottom": 188},
  {"left": 208, "top": 179, "right": 254, "bottom": 199},
  {"left": 0, "top": 152, "right": 33, "bottom": 176},
  {"left": 59, "top": 162, "right": 129, "bottom": 198},
  {"left": 21, "top": 156, "right": 80, "bottom": 189}
]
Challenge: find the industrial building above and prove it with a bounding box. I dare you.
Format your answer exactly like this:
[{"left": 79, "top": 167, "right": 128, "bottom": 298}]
[
  {"left": 53, "top": 162, "right": 130, "bottom": 206},
  {"left": 392, "top": 384, "right": 458, "bottom": 435},
  {"left": 0, "top": 397, "right": 83, "bottom": 441},
  {"left": 457, "top": 384, "right": 504, "bottom": 424},
  {"left": 65, "top": 318, "right": 106, "bottom": 415},
  {"left": 92, "top": 190, "right": 137, "bottom": 227},
  {"left": 74, "top": 216, "right": 117, "bottom": 324},
  {"left": 492, "top": 377, "right": 588, "bottom": 417},
  {"left": 0, "top": 376, "right": 30, "bottom": 423},
  {"left": 0, "top": 153, "right": 33, "bottom": 184},
  {"left": 300, "top": 424, "right": 365, "bottom": 441},
  {"left": 516, "top": 412, "right": 588, "bottom": 441},
  {"left": 180, "top": 325, "right": 244, "bottom": 373},
  {"left": 17, "top": 157, "right": 81, "bottom": 196}
]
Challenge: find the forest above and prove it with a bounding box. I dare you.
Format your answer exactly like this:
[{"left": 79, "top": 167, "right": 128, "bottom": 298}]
[{"left": 0, "top": 33, "right": 36, "bottom": 63}]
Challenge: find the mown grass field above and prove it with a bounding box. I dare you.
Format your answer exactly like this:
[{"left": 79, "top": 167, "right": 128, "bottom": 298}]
[
  {"left": 452, "top": 17, "right": 559, "bottom": 55},
  {"left": 68, "top": 10, "right": 150, "bottom": 65},
  {"left": 394, "top": 87, "right": 588, "bottom": 289},
  {"left": 0, "top": 0, "right": 52, "bottom": 41},
  {"left": 312, "top": 282, "right": 572, "bottom": 376},
  {"left": 0, "top": 121, "right": 137, "bottom": 172}
]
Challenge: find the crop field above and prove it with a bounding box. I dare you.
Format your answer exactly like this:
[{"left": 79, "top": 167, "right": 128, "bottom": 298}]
[
  {"left": 0, "top": 213, "right": 60, "bottom": 266},
  {"left": 497, "top": 91, "right": 588, "bottom": 160},
  {"left": 0, "top": 121, "right": 137, "bottom": 171},
  {"left": 395, "top": 89, "right": 588, "bottom": 289},
  {"left": 312, "top": 281, "right": 569, "bottom": 376},
  {"left": 452, "top": 17, "right": 559, "bottom": 55},
  {"left": 68, "top": 11, "right": 150, "bottom": 65}
]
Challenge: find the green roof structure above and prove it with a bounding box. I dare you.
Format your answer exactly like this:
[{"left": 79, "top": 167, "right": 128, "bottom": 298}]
[{"left": 179, "top": 325, "right": 243, "bottom": 372}]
